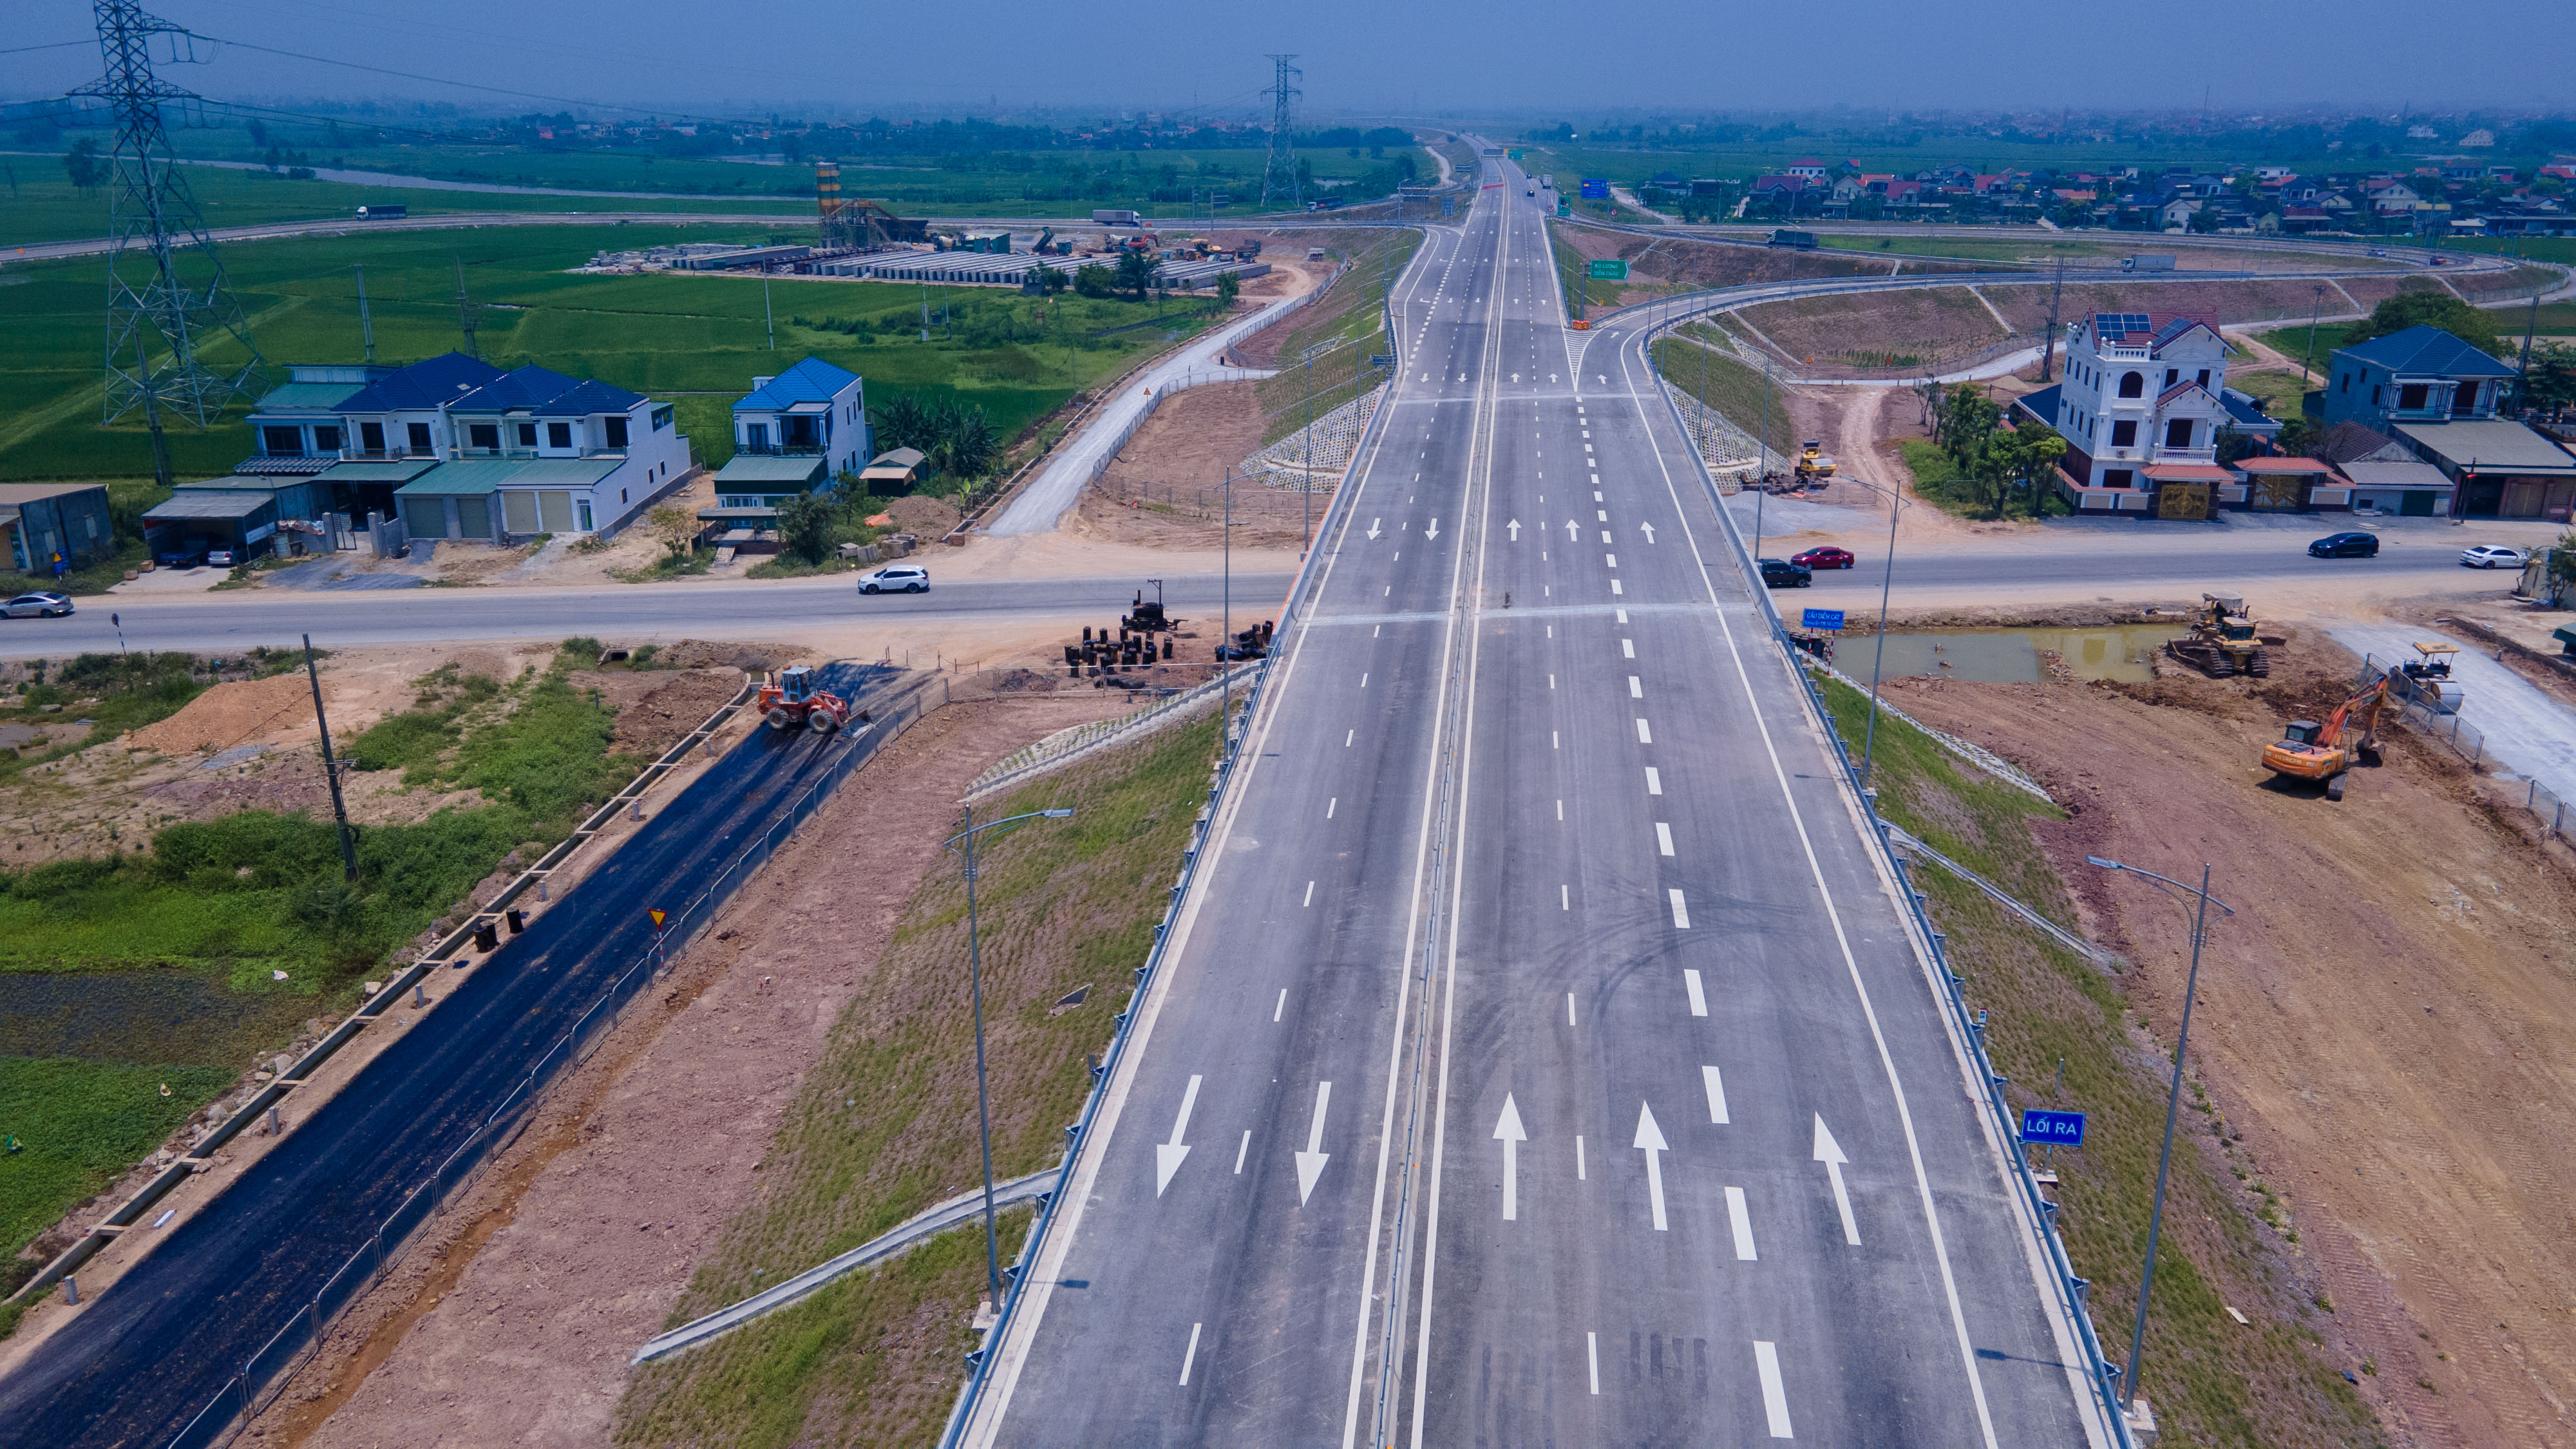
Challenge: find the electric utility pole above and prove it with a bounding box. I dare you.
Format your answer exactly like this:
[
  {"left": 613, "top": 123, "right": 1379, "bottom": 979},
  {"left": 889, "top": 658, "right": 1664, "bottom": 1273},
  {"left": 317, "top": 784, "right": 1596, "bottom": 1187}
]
[
  {"left": 2040, "top": 256, "right": 2065, "bottom": 382},
  {"left": 304, "top": 635, "right": 358, "bottom": 882},
  {"left": 453, "top": 255, "right": 480, "bottom": 359},
  {"left": 354, "top": 263, "right": 375, "bottom": 363}
]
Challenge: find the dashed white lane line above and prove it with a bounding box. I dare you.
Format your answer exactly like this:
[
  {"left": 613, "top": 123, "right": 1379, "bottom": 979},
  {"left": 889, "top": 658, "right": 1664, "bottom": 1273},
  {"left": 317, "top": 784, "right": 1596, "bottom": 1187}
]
[
  {"left": 1683, "top": 967, "right": 1708, "bottom": 1015},
  {"left": 1622, "top": 638, "right": 1634, "bottom": 658},
  {"left": 1560, "top": 884, "right": 1570, "bottom": 911},
  {"left": 1725, "top": 1185, "right": 1759, "bottom": 1261},
  {"left": 1644, "top": 766, "right": 1663, "bottom": 795},
  {"left": 1566, "top": 992, "right": 1576, "bottom": 1025},
  {"left": 1576, "top": 1135, "right": 1586, "bottom": 1180},
  {"left": 1346, "top": 729, "right": 1354, "bottom": 746},
  {"left": 1670, "top": 890, "right": 1692, "bottom": 929},
  {"left": 1303, "top": 880, "right": 1316, "bottom": 907},
  {"left": 1634, "top": 719, "right": 1651, "bottom": 744},
  {"left": 1628, "top": 676, "right": 1643, "bottom": 698},
  {"left": 1553, "top": 730, "right": 1560, "bottom": 749},
  {"left": 1702, "top": 1064, "right": 1730, "bottom": 1124},
  {"left": 1615, "top": 608, "right": 1628, "bottom": 623},
  {"left": 1361, "top": 673, "right": 1369, "bottom": 688},
  {"left": 1754, "top": 1341, "right": 1794, "bottom": 1437},
  {"left": 1587, "top": 1331, "right": 1601, "bottom": 1394},
  {"left": 1274, "top": 989, "right": 1287, "bottom": 1021},
  {"left": 1655, "top": 822, "right": 1675, "bottom": 856},
  {"left": 1179, "top": 1322, "right": 1204, "bottom": 1386},
  {"left": 1556, "top": 799, "right": 1564, "bottom": 820},
  {"left": 1235, "top": 1130, "right": 1251, "bottom": 1173},
  {"left": 1326, "top": 797, "right": 1336, "bottom": 819},
  {"left": 1611, "top": 580, "right": 1623, "bottom": 595}
]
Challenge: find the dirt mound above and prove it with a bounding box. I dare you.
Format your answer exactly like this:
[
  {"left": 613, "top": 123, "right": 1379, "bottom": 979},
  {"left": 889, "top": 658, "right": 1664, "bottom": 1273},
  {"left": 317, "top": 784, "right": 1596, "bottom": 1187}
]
[
  {"left": 126, "top": 674, "right": 314, "bottom": 755},
  {"left": 563, "top": 668, "right": 747, "bottom": 757},
  {"left": 877, "top": 495, "right": 960, "bottom": 536},
  {"left": 654, "top": 640, "right": 808, "bottom": 673}
]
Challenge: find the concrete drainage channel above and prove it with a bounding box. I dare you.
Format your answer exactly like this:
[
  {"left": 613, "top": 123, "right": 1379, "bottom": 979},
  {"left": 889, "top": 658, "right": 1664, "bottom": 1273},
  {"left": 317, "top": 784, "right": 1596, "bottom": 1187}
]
[{"left": 57, "top": 669, "right": 943, "bottom": 1449}]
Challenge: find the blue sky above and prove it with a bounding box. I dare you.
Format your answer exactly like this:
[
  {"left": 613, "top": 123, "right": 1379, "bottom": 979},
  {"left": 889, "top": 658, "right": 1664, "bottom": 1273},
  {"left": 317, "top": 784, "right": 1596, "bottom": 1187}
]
[{"left": 6, "top": 0, "right": 2570, "bottom": 117}]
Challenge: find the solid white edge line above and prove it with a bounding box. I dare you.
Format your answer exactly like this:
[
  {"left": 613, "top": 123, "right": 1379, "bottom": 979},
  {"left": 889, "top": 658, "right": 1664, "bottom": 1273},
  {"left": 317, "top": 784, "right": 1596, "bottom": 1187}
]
[
  {"left": 1618, "top": 325, "right": 2003, "bottom": 1449},
  {"left": 963, "top": 216, "right": 1446, "bottom": 1449}
]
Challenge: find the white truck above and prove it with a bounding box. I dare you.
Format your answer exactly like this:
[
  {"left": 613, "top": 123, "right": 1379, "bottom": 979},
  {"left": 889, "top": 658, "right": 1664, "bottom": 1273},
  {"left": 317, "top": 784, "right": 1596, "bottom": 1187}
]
[{"left": 2122, "top": 254, "right": 2177, "bottom": 272}]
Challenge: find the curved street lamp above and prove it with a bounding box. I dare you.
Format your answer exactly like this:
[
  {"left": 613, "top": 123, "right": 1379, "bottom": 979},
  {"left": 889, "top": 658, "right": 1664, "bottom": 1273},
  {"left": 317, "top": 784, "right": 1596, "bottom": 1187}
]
[{"left": 943, "top": 806, "right": 1076, "bottom": 1303}]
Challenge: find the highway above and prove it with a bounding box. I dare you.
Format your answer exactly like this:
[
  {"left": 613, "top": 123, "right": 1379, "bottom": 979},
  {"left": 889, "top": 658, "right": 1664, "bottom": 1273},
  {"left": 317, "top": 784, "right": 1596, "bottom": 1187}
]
[
  {"left": 0, "top": 571, "right": 1291, "bottom": 659},
  {"left": 965, "top": 157, "right": 2110, "bottom": 1446},
  {"left": 0, "top": 665, "right": 908, "bottom": 1448}
]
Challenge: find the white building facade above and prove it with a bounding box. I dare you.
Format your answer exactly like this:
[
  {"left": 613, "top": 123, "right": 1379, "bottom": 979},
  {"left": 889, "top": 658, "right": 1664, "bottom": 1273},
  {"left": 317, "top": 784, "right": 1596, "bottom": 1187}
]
[{"left": 2048, "top": 313, "right": 2234, "bottom": 513}]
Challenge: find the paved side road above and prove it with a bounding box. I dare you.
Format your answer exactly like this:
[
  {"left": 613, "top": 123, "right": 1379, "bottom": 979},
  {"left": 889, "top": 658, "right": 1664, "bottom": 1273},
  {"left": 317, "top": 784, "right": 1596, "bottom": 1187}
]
[
  {"left": 0, "top": 666, "right": 902, "bottom": 1448},
  {"left": 0, "top": 571, "right": 1294, "bottom": 659}
]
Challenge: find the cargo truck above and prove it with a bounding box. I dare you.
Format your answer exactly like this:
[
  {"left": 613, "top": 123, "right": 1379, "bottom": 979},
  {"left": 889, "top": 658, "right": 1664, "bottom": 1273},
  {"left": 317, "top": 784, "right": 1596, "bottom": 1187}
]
[{"left": 2122, "top": 254, "right": 2177, "bottom": 272}]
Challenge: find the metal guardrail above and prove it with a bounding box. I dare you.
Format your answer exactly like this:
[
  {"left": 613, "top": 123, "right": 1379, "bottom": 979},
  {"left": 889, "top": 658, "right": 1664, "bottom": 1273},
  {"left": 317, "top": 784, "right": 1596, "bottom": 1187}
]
[
  {"left": 156, "top": 675, "right": 939, "bottom": 1449},
  {"left": 1643, "top": 318, "right": 2137, "bottom": 1449},
  {"left": 933, "top": 224, "right": 1428, "bottom": 1449},
  {"left": 632, "top": 1168, "right": 1059, "bottom": 1365}
]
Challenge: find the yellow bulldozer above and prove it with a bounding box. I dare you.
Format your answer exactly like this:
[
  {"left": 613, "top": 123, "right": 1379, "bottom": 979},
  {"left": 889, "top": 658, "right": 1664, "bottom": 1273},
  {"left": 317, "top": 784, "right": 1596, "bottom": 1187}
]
[
  {"left": 2262, "top": 677, "right": 2388, "bottom": 800},
  {"left": 2165, "top": 593, "right": 2270, "bottom": 677}
]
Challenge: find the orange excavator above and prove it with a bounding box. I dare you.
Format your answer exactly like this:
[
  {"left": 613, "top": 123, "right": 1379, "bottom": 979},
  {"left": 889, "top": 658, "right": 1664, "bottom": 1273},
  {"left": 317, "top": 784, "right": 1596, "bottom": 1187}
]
[
  {"left": 756, "top": 665, "right": 852, "bottom": 734},
  {"left": 2261, "top": 677, "right": 2389, "bottom": 800}
]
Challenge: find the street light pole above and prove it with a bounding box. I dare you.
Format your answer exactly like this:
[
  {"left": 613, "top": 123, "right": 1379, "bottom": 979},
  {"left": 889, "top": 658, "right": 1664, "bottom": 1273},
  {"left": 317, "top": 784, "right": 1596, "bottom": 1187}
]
[
  {"left": 1851, "top": 480, "right": 1908, "bottom": 796},
  {"left": 2083, "top": 857, "right": 2234, "bottom": 1414},
  {"left": 943, "top": 806, "right": 1077, "bottom": 1307}
]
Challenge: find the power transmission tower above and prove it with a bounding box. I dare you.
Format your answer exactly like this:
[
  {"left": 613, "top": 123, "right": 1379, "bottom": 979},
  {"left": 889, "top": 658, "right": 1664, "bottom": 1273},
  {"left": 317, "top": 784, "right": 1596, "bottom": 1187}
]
[
  {"left": 1261, "top": 55, "right": 1302, "bottom": 211},
  {"left": 452, "top": 255, "right": 481, "bottom": 358},
  {"left": 75, "top": 0, "right": 265, "bottom": 489}
]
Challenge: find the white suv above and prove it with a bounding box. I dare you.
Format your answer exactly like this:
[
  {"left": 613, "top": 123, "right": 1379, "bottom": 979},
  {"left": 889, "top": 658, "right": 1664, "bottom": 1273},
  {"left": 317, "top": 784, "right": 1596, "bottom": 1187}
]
[{"left": 859, "top": 565, "right": 929, "bottom": 594}]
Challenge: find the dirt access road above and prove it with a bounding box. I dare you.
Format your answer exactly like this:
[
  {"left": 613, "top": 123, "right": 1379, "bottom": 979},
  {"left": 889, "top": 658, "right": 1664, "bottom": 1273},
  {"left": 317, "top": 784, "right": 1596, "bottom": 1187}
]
[{"left": 1890, "top": 630, "right": 2576, "bottom": 1448}]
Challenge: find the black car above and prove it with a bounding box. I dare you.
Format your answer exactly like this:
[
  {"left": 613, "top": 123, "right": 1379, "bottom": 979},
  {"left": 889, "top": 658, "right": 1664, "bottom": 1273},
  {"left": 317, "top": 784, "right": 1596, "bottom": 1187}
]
[
  {"left": 156, "top": 544, "right": 210, "bottom": 569},
  {"left": 1757, "top": 556, "right": 1814, "bottom": 588},
  {"left": 2308, "top": 531, "right": 2380, "bottom": 558}
]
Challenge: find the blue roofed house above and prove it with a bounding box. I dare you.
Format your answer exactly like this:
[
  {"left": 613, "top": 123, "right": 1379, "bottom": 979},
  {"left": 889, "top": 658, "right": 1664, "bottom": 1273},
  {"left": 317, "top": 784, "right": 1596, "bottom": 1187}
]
[
  {"left": 699, "top": 358, "right": 867, "bottom": 544},
  {"left": 2323, "top": 325, "right": 2576, "bottom": 520},
  {"left": 227, "top": 352, "right": 695, "bottom": 545}
]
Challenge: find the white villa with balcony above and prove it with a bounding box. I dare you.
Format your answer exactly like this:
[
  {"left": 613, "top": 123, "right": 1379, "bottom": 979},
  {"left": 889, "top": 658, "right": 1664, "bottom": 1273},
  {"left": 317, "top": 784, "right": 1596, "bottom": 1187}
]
[
  {"left": 234, "top": 352, "right": 690, "bottom": 542},
  {"left": 2038, "top": 312, "right": 2236, "bottom": 516}
]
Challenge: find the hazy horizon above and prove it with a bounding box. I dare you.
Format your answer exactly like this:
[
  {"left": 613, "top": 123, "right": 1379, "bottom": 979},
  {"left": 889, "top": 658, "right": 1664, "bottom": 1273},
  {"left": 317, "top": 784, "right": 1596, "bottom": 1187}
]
[{"left": 5, "top": 0, "right": 2571, "bottom": 122}]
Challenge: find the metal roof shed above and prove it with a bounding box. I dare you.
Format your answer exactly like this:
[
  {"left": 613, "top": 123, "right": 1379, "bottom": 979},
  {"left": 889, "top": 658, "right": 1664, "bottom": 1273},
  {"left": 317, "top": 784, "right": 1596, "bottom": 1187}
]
[{"left": 142, "top": 489, "right": 281, "bottom": 555}]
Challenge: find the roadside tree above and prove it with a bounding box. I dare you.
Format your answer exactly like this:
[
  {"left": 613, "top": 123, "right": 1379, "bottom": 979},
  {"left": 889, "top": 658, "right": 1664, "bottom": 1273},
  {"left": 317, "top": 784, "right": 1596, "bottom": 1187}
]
[
  {"left": 1074, "top": 263, "right": 1115, "bottom": 299},
  {"left": 2349, "top": 285, "right": 2502, "bottom": 358},
  {"left": 647, "top": 504, "right": 696, "bottom": 558},
  {"left": 775, "top": 492, "right": 834, "bottom": 564},
  {"left": 1115, "top": 247, "right": 1162, "bottom": 301}
]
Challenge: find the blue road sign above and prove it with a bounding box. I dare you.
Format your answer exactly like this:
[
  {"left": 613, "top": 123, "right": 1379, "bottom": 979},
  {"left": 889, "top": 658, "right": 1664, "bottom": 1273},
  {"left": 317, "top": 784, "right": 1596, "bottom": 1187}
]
[
  {"left": 1580, "top": 178, "right": 1609, "bottom": 200},
  {"left": 2020, "top": 1108, "right": 2087, "bottom": 1147},
  {"left": 1801, "top": 608, "right": 1846, "bottom": 631}
]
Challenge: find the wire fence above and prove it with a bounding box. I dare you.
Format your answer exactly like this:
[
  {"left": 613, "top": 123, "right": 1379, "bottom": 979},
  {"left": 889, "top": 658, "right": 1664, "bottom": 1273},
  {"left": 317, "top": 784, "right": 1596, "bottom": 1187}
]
[
  {"left": 160, "top": 677, "right": 939, "bottom": 1449},
  {"left": 965, "top": 669, "right": 1238, "bottom": 801},
  {"left": 1645, "top": 319, "right": 2138, "bottom": 1448},
  {"left": 2355, "top": 654, "right": 2571, "bottom": 844}
]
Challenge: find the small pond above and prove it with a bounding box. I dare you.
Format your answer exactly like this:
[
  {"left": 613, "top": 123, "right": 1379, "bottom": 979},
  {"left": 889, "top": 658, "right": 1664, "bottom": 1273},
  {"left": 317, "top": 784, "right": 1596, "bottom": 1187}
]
[{"left": 1840, "top": 627, "right": 2188, "bottom": 685}]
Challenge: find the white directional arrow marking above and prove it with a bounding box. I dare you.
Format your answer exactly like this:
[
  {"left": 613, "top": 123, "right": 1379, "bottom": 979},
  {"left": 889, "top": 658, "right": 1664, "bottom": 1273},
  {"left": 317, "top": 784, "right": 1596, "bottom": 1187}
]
[
  {"left": 1294, "top": 1081, "right": 1334, "bottom": 1204},
  {"left": 1367, "top": 517, "right": 1382, "bottom": 541},
  {"left": 1813, "top": 1113, "right": 1861, "bottom": 1245},
  {"left": 1494, "top": 1094, "right": 1528, "bottom": 1221},
  {"left": 1424, "top": 517, "right": 1440, "bottom": 542},
  {"left": 1506, "top": 518, "right": 1522, "bottom": 542},
  {"left": 1634, "top": 1101, "right": 1671, "bottom": 1231},
  {"left": 1564, "top": 519, "right": 1580, "bottom": 541},
  {"left": 1639, "top": 521, "right": 1657, "bottom": 544},
  {"left": 1156, "top": 1075, "right": 1202, "bottom": 1197}
]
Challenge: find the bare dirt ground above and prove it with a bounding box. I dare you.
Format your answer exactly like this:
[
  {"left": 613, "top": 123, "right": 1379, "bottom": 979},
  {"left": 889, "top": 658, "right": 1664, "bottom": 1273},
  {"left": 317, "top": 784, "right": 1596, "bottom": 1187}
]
[
  {"left": 254, "top": 694, "right": 1130, "bottom": 1449},
  {"left": 0, "top": 646, "right": 757, "bottom": 869},
  {"left": 1889, "top": 629, "right": 2576, "bottom": 1448},
  {"left": 1071, "top": 381, "right": 1319, "bottom": 551}
]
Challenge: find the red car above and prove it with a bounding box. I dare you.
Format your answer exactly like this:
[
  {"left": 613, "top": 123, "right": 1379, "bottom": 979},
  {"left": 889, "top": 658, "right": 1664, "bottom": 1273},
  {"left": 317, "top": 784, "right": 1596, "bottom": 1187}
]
[{"left": 1790, "top": 546, "right": 1855, "bottom": 570}]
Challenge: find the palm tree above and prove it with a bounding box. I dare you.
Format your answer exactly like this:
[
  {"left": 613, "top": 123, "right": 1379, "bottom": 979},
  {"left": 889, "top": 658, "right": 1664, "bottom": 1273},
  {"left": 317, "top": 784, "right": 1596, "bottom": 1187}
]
[{"left": 1114, "top": 247, "right": 1161, "bottom": 301}]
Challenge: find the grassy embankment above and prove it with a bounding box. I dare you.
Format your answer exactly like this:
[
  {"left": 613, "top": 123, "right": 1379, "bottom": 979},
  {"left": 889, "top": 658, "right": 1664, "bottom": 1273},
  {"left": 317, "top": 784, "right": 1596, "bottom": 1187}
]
[
  {"left": 614, "top": 715, "right": 1219, "bottom": 1449},
  {"left": 1807, "top": 674, "right": 2383, "bottom": 1448},
  {"left": 1249, "top": 229, "right": 1423, "bottom": 447},
  {"left": 1649, "top": 326, "right": 1799, "bottom": 465},
  {"left": 1893, "top": 438, "right": 2070, "bottom": 522},
  {"left": 0, "top": 224, "right": 1222, "bottom": 486},
  {"left": 0, "top": 645, "right": 647, "bottom": 1321}
]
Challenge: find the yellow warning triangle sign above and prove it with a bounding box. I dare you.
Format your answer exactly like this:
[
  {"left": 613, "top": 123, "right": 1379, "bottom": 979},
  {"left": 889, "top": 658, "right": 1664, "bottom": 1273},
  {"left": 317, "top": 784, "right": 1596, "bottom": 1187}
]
[{"left": 648, "top": 909, "right": 668, "bottom": 929}]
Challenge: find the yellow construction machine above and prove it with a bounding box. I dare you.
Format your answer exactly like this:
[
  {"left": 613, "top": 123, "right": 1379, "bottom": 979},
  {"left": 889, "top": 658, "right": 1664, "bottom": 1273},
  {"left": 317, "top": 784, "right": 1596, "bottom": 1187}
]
[
  {"left": 2261, "top": 677, "right": 2389, "bottom": 800},
  {"left": 2166, "top": 593, "right": 2270, "bottom": 677},
  {"left": 1794, "top": 439, "right": 1838, "bottom": 486}
]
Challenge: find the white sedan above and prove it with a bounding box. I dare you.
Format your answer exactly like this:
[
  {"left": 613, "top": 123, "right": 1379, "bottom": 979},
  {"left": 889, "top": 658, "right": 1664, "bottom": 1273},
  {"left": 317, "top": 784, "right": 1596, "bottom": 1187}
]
[
  {"left": 3, "top": 591, "right": 73, "bottom": 618},
  {"left": 857, "top": 565, "right": 929, "bottom": 594},
  {"left": 2459, "top": 545, "right": 2530, "bottom": 569}
]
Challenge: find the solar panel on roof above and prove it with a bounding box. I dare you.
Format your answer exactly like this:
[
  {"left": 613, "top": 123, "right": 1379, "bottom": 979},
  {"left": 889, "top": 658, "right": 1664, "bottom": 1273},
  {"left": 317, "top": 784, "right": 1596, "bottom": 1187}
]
[{"left": 2094, "top": 312, "right": 2149, "bottom": 338}]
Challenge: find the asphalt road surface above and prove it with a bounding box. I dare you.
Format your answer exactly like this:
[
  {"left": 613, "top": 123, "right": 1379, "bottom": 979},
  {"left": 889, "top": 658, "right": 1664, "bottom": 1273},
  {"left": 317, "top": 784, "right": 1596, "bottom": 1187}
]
[
  {"left": 965, "top": 158, "right": 2110, "bottom": 1446},
  {"left": 0, "top": 571, "right": 1294, "bottom": 660},
  {"left": 0, "top": 665, "right": 907, "bottom": 1448}
]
